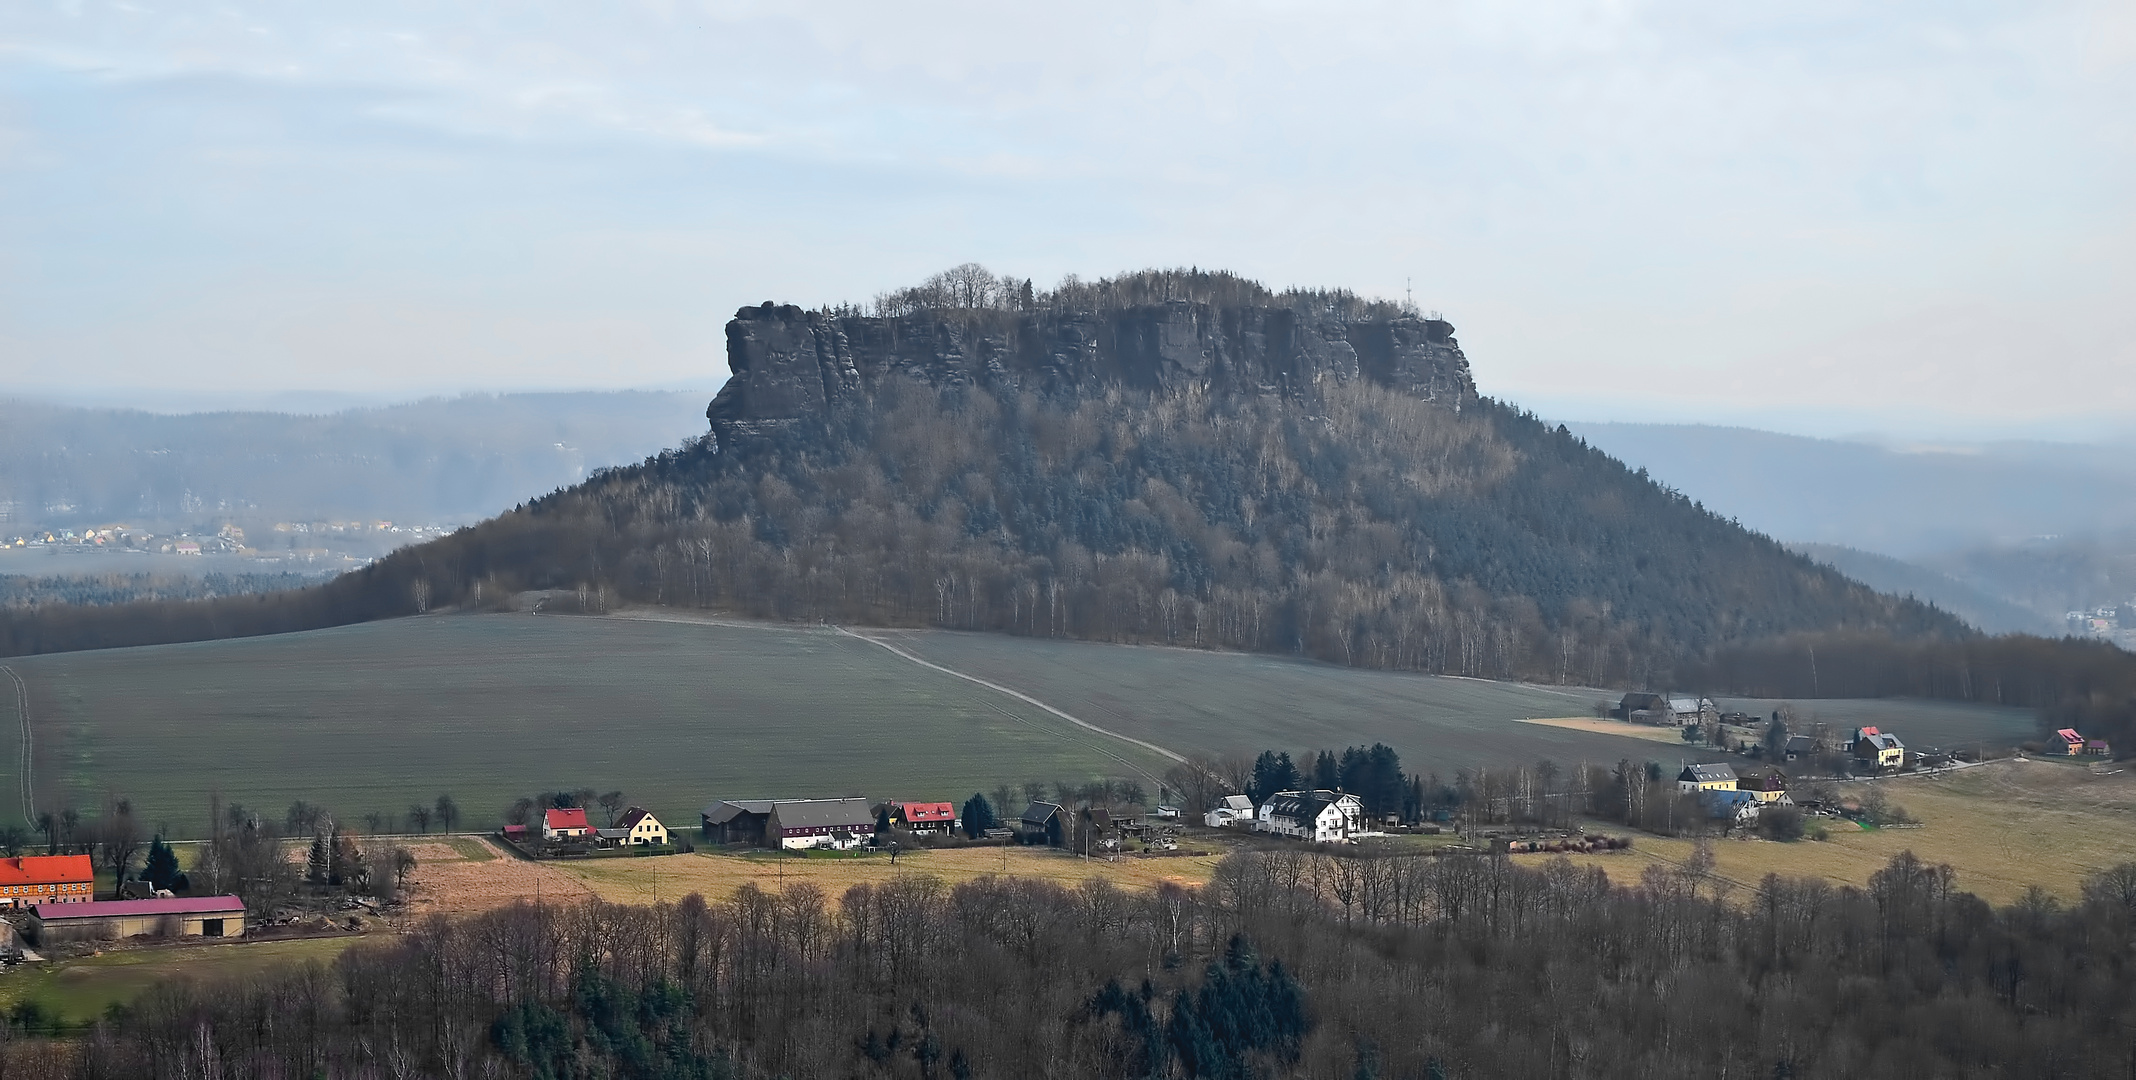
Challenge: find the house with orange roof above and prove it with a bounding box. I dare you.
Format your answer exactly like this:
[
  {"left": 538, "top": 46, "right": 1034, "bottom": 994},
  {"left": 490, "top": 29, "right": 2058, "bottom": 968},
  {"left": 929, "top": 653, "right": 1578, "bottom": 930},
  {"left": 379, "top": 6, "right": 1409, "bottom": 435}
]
[{"left": 0, "top": 855, "right": 94, "bottom": 908}]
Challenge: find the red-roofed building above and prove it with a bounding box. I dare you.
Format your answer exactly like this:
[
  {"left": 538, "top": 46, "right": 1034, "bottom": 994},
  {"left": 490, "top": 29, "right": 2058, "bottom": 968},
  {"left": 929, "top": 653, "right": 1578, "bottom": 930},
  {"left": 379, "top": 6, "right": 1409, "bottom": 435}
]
[
  {"left": 891, "top": 801, "right": 957, "bottom": 833},
  {"left": 543, "top": 807, "right": 592, "bottom": 841},
  {"left": 2055, "top": 728, "right": 2087, "bottom": 756},
  {"left": 0, "top": 855, "right": 93, "bottom": 908}
]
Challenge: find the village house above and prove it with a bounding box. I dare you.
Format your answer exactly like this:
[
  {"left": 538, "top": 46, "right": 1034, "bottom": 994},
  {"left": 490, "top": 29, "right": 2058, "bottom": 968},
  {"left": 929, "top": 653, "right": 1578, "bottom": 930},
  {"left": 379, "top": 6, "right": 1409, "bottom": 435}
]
[
  {"left": 0, "top": 855, "right": 93, "bottom": 908},
  {"left": 1677, "top": 762, "right": 1738, "bottom": 795},
  {"left": 1699, "top": 789, "right": 1767, "bottom": 827},
  {"left": 614, "top": 807, "right": 669, "bottom": 845},
  {"left": 765, "top": 798, "right": 875, "bottom": 850},
  {"left": 1019, "top": 801, "right": 1067, "bottom": 846},
  {"left": 1204, "top": 794, "right": 1256, "bottom": 828},
  {"left": 1256, "top": 790, "right": 1363, "bottom": 843},
  {"left": 1783, "top": 734, "right": 1819, "bottom": 761},
  {"left": 1670, "top": 697, "right": 1720, "bottom": 725},
  {"left": 1853, "top": 727, "right": 1906, "bottom": 770},
  {"left": 543, "top": 807, "right": 593, "bottom": 842},
  {"left": 1619, "top": 692, "right": 1668, "bottom": 724},
  {"left": 33, "top": 895, "right": 246, "bottom": 942},
  {"left": 701, "top": 800, "right": 777, "bottom": 845},
  {"left": 888, "top": 801, "right": 956, "bottom": 833},
  {"left": 1734, "top": 766, "right": 1791, "bottom": 803}
]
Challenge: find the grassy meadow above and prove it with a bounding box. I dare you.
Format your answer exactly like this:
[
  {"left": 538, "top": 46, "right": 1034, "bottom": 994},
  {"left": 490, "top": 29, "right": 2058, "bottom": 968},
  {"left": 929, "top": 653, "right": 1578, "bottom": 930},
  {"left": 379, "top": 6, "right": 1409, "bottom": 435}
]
[
  {"left": 2, "top": 612, "right": 2042, "bottom": 840},
  {"left": 1527, "top": 758, "right": 2136, "bottom": 905},
  {"left": 0, "top": 936, "right": 365, "bottom": 1026}
]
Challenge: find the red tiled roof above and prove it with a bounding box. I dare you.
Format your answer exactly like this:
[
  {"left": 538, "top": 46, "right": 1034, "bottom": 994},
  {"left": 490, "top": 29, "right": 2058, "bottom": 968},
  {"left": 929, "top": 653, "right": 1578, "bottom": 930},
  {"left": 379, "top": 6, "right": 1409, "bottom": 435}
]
[
  {"left": 2056, "top": 728, "right": 2084, "bottom": 743},
  {"left": 899, "top": 802, "right": 956, "bottom": 822},
  {"left": 0, "top": 855, "right": 92, "bottom": 888},
  {"left": 544, "top": 808, "right": 590, "bottom": 831},
  {"left": 34, "top": 895, "right": 244, "bottom": 920}
]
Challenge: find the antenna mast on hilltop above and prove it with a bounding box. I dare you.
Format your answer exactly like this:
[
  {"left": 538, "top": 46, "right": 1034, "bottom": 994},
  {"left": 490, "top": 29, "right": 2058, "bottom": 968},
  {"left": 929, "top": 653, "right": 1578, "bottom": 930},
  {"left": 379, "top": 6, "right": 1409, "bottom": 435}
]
[{"left": 1406, "top": 277, "right": 1413, "bottom": 312}]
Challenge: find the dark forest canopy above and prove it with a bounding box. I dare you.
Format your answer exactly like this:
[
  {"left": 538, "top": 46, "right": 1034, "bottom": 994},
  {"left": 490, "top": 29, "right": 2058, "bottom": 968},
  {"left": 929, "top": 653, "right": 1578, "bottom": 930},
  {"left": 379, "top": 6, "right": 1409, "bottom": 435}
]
[
  {"left": 4, "top": 266, "right": 2134, "bottom": 743},
  {"left": 24, "top": 848, "right": 2136, "bottom": 1078}
]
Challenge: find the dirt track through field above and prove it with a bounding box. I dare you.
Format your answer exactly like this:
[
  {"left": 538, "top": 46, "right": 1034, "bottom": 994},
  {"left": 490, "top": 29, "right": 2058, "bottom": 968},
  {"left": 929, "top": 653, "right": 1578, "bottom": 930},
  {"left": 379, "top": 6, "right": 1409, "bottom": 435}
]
[
  {"left": 1, "top": 666, "right": 30, "bottom": 827},
  {"left": 840, "top": 627, "right": 1187, "bottom": 775}
]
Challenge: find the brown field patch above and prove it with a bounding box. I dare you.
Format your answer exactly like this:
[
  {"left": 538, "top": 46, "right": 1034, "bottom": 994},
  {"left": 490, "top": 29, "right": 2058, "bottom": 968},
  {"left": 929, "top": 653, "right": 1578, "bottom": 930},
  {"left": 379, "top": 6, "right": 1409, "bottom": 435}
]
[
  {"left": 1514, "top": 716, "right": 1692, "bottom": 745},
  {"left": 404, "top": 843, "right": 1227, "bottom": 913},
  {"left": 403, "top": 837, "right": 595, "bottom": 917},
  {"left": 554, "top": 846, "right": 1230, "bottom": 906},
  {"left": 1518, "top": 758, "right": 2136, "bottom": 905}
]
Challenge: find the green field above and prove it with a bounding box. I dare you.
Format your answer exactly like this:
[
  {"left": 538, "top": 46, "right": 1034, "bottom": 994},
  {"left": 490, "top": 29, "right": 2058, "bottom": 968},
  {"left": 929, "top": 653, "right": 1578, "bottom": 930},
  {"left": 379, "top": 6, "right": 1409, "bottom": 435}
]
[
  {"left": 0, "top": 936, "right": 365, "bottom": 1025},
  {"left": 0, "top": 613, "right": 2042, "bottom": 838},
  {"left": 873, "top": 628, "right": 2038, "bottom": 768},
  {"left": 3, "top": 614, "right": 1176, "bottom": 837}
]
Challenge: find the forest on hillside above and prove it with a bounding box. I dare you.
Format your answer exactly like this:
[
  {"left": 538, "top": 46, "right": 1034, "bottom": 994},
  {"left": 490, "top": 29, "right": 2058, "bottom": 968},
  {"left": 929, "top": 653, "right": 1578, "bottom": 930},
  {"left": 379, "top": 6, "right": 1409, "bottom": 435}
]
[{"left": 9, "top": 847, "right": 2136, "bottom": 1077}]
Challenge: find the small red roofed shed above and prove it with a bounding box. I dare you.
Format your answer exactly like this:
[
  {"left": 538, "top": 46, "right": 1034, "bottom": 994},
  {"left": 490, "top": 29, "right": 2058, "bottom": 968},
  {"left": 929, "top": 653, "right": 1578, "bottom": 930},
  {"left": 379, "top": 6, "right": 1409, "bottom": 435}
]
[{"left": 543, "top": 807, "right": 592, "bottom": 841}]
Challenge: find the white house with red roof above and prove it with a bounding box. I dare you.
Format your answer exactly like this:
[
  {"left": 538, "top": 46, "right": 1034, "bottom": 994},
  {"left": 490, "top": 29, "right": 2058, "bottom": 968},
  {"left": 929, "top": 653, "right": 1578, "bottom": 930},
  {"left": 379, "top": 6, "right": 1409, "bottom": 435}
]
[{"left": 544, "top": 807, "right": 592, "bottom": 841}]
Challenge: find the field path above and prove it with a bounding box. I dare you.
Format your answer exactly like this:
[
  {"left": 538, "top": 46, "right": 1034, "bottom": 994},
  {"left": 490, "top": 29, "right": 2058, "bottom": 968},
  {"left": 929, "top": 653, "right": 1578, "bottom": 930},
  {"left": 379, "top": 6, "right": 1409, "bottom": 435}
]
[
  {"left": 1, "top": 666, "right": 29, "bottom": 827},
  {"left": 838, "top": 627, "right": 1189, "bottom": 769}
]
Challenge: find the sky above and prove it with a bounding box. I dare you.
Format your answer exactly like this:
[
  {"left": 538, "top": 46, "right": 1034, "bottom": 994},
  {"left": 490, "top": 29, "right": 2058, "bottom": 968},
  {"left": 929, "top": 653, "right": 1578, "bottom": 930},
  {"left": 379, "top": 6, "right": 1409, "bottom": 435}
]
[{"left": 1, "top": 2, "right": 2132, "bottom": 439}]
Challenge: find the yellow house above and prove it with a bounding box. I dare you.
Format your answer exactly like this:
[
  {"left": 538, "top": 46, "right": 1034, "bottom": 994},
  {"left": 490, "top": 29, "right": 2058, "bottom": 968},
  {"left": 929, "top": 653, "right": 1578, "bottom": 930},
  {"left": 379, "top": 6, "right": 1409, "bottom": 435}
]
[
  {"left": 614, "top": 807, "right": 669, "bottom": 845},
  {"left": 1853, "top": 727, "right": 1905, "bottom": 770},
  {"left": 1676, "top": 763, "right": 1738, "bottom": 795}
]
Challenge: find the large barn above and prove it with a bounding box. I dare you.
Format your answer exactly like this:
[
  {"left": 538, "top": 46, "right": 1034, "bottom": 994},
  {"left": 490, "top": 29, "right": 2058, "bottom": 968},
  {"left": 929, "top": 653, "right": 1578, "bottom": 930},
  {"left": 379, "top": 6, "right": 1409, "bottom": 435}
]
[{"left": 33, "top": 896, "right": 246, "bottom": 942}]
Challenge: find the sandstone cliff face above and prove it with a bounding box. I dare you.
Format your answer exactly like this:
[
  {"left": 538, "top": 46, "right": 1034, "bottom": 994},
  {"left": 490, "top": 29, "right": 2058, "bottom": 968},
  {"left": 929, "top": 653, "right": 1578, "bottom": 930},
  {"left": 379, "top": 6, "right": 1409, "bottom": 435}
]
[{"left": 706, "top": 301, "right": 1476, "bottom": 443}]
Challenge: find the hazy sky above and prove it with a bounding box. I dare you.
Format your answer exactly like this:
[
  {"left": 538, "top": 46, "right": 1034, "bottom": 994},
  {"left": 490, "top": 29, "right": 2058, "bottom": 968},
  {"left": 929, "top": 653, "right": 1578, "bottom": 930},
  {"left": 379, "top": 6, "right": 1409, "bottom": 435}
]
[{"left": 3, "top": 2, "right": 2131, "bottom": 437}]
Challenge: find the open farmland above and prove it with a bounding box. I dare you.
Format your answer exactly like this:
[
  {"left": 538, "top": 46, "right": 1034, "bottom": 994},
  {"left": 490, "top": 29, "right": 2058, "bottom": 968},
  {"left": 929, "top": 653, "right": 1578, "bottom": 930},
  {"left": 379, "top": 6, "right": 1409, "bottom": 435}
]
[
  {"left": 3, "top": 614, "right": 1176, "bottom": 837},
  {"left": 1525, "top": 758, "right": 2136, "bottom": 905},
  {"left": 0, "top": 936, "right": 365, "bottom": 1026},
  {"left": 866, "top": 627, "right": 2037, "bottom": 767},
  {"left": 2, "top": 612, "right": 2041, "bottom": 839}
]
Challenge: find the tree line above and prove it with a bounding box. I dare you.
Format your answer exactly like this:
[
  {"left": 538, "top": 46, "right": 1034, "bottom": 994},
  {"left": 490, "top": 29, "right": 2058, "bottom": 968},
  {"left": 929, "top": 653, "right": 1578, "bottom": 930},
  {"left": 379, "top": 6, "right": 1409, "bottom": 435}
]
[{"left": 7, "top": 846, "right": 2136, "bottom": 1076}]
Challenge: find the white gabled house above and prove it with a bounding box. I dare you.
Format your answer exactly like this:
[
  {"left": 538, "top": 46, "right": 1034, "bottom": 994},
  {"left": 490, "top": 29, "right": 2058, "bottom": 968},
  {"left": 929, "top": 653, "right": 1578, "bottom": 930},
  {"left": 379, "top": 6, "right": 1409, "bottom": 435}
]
[
  {"left": 1255, "top": 790, "right": 1363, "bottom": 843},
  {"left": 1204, "top": 795, "right": 1256, "bottom": 828}
]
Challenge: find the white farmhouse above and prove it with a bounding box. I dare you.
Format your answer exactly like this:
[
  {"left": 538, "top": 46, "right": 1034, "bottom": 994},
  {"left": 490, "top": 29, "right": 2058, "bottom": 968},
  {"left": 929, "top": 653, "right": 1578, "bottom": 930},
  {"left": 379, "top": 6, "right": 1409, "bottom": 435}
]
[{"left": 1255, "top": 790, "right": 1363, "bottom": 842}]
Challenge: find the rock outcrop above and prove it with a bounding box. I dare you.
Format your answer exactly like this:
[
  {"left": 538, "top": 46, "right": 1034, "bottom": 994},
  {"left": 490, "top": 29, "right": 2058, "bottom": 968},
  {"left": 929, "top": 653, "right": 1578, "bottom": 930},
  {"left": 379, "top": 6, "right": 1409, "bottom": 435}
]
[{"left": 707, "top": 301, "right": 1476, "bottom": 444}]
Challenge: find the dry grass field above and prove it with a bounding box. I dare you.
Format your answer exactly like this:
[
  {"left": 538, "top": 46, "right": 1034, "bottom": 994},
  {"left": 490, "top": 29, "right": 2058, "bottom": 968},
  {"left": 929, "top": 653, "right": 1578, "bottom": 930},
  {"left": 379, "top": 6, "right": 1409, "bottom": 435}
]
[
  {"left": 1522, "top": 758, "right": 2136, "bottom": 905},
  {"left": 403, "top": 838, "right": 1227, "bottom": 914}
]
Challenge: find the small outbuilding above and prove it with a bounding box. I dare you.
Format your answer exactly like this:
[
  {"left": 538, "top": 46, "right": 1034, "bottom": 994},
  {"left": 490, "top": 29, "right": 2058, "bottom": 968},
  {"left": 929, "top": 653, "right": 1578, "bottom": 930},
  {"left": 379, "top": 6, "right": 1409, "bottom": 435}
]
[
  {"left": 701, "top": 800, "right": 776, "bottom": 845},
  {"left": 33, "top": 896, "right": 246, "bottom": 942},
  {"left": 1204, "top": 795, "right": 1255, "bottom": 828},
  {"left": 1019, "top": 801, "right": 1067, "bottom": 846}
]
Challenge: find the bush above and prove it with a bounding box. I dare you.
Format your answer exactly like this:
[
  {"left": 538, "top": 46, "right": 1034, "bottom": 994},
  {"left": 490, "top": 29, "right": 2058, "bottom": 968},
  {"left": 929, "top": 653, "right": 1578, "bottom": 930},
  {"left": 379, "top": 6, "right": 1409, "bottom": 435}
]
[{"left": 1758, "top": 805, "right": 1805, "bottom": 841}]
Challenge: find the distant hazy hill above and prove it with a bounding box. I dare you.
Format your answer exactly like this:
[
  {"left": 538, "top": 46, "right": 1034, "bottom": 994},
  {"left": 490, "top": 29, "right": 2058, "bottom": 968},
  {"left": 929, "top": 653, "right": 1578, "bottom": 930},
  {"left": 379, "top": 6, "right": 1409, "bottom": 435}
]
[
  {"left": 1789, "top": 543, "right": 2055, "bottom": 636},
  {"left": 1569, "top": 423, "right": 2136, "bottom": 558},
  {"left": 12, "top": 267, "right": 1964, "bottom": 677},
  {"left": 0, "top": 391, "right": 711, "bottom": 534}
]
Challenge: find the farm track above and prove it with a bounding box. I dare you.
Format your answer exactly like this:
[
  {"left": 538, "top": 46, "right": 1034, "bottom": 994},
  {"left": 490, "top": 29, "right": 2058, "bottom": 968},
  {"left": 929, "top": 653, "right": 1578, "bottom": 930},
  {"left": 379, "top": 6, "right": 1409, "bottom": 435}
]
[
  {"left": 1, "top": 666, "right": 28, "bottom": 827},
  {"left": 837, "top": 626, "right": 1189, "bottom": 770}
]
